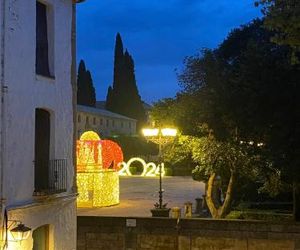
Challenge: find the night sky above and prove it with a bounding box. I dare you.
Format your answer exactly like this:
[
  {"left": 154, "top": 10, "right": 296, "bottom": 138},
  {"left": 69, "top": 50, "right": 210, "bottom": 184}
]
[{"left": 77, "top": 0, "right": 262, "bottom": 104}]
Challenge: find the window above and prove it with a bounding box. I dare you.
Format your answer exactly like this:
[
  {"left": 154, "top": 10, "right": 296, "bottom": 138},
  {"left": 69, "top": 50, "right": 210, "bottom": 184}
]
[
  {"left": 78, "top": 115, "right": 81, "bottom": 123},
  {"left": 93, "top": 117, "right": 96, "bottom": 125},
  {"left": 100, "top": 118, "right": 103, "bottom": 125},
  {"left": 121, "top": 121, "right": 123, "bottom": 128},
  {"left": 86, "top": 116, "right": 89, "bottom": 124},
  {"left": 129, "top": 122, "right": 131, "bottom": 129},
  {"left": 34, "top": 109, "right": 50, "bottom": 192},
  {"left": 36, "top": 1, "right": 53, "bottom": 77},
  {"left": 112, "top": 120, "right": 115, "bottom": 127},
  {"left": 106, "top": 119, "right": 109, "bottom": 127}
]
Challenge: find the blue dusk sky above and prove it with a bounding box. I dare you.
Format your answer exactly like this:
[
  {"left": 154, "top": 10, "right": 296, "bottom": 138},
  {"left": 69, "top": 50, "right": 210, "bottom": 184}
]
[{"left": 77, "top": 0, "right": 262, "bottom": 104}]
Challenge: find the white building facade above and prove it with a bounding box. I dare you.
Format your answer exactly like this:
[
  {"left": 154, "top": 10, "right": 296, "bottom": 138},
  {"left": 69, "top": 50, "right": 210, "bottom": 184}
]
[
  {"left": 0, "top": 0, "right": 82, "bottom": 249},
  {"left": 77, "top": 105, "right": 137, "bottom": 138}
]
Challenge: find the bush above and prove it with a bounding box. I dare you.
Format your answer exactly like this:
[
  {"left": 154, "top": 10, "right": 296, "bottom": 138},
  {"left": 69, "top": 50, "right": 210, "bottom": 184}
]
[
  {"left": 107, "top": 135, "right": 158, "bottom": 160},
  {"left": 164, "top": 167, "right": 173, "bottom": 176},
  {"left": 226, "top": 210, "right": 292, "bottom": 221}
]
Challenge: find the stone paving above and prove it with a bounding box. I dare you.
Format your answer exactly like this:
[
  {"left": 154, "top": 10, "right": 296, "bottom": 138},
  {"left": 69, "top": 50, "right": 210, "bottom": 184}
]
[{"left": 77, "top": 176, "right": 205, "bottom": 217}]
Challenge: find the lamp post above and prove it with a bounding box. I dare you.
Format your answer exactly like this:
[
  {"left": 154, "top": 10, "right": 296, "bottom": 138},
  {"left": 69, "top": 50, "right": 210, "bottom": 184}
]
[{"left": 142, "top": 128, "right": 177, "bottom": 212}]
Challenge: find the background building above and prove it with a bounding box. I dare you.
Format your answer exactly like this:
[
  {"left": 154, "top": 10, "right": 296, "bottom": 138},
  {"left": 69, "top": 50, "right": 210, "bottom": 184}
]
[
  {"left": 0, "top": 0, "right": 82, "bottom": 249},
  {"left": 77, "top": 105, "right": 137, "bottom": 138}
]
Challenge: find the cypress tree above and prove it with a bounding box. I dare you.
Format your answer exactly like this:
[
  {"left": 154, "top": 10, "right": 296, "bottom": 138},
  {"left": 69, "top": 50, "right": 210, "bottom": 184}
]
[
  {"left": 86, "top": 70, "right": 96, "bottom": 107},
  {"left": 123, "top": 50, "right": 146, "bottom": 126},
  {"left": 105, "top": 33, "right": 146, "bottom": 128},
  {"left": 105, "top": 86, "right": 114, "bottom": 111},
  {"left": 77, "top": 59, "right": 96, "bottom": 107},
  {"left": 113, "top": 33, "right": 124, "bottom": 91}
]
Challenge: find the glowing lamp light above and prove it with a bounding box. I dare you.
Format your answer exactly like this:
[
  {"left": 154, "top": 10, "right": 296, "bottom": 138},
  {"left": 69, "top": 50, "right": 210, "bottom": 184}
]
[
  {"left": 161, "top": 128, "right": 177, "bottom": 137},
  {"left": 142, "top": 128, "right": 159, "bottom": 137},
  {"left": 10, "top": 223, "right": 31, "bottom": 241}
]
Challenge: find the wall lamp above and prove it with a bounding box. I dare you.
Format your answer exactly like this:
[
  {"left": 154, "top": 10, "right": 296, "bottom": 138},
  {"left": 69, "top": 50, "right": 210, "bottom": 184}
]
[{"left": 8, "top": 221, "right": 31, "bottom": 242}]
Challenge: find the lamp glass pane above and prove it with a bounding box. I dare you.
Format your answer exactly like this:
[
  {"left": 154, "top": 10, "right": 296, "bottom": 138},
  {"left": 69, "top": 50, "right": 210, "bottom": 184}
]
[{"left": 161, "top": 128, "right": 177, "bottom": 137}]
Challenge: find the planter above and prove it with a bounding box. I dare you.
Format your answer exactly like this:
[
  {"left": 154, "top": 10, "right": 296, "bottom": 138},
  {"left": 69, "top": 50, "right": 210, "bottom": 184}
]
[{"left": 151, "top": 208, "right": 170, "bottom": 217}]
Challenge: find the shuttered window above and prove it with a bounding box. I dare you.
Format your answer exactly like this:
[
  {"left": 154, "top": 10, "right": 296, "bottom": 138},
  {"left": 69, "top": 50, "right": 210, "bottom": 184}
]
[{"left": 36, "top": 2, "right": 50, "bottom": 76}]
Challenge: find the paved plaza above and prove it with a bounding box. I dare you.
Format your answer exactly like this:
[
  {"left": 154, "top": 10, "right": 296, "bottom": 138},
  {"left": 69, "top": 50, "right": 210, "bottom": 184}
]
[{"left": 77, "top": 176, "right": 205, "bottom": 217}]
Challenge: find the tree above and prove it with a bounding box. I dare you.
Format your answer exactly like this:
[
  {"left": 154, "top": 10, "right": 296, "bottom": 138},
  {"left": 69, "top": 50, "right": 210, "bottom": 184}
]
[
  {"left": 152, "top": 19, "right": 300, "bottom": 219},
  {"left": 106, "top": 33, "right": 146, "bottom": 128},
  {"left": 191, "top": 135, "right": 259, "bottom": 218},
  {"left": 255, "top": 0, "right": 300, "bottom": 63},
  {"left": 105, "top": 86, "right": 114, "bottom": 111},
  {"left": 106, "top": 33, "right": 124, "bottom": 112},
  {"left": 77, "top": 60, "right": 96, "bottom": 107}
]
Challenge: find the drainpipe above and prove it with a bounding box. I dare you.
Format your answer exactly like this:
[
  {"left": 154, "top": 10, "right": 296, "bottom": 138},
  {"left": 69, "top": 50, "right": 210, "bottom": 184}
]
[
  {"left": 0, "top": 0, "right": 6, "bottom": 215},
  {"left": 71, "top": 2, "right": 77, "bottom": 194},
  {"left": 71, "top": 0, "right": 86, "bottom": 194},
  {"left": 0, "top": 0, "right": 6, "bottom": 244}
]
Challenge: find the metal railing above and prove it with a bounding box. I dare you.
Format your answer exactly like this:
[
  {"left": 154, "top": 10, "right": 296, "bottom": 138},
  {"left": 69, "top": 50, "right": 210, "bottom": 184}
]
[
  {"left": 34, "top": 159, "right": 67, "bottom": 195},
  {"left": 48, "top": 159, "right": 67, "bottom": 193}
]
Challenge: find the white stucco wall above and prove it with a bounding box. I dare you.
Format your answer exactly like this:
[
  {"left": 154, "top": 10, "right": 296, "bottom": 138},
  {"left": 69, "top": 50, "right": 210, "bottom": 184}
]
[
  {"left": 7, "top": 198, "right": 76, "bottom": 250},
  {"left": 3, "top": 0, "right": 74, "bottom": 204},
  {"left": 1, "top": 0, "right": 76, "bottom": 249}
]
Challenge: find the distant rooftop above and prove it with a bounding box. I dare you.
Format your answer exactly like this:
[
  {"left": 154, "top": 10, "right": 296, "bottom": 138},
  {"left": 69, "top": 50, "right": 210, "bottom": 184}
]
[
  {"left": 95, "top": 100, "right": 152, "bottom": 111},
  {"left": 77, "top": 105, "right": 136, "bottom": 121},
  {"left": 95, "top": 101, "right": 106, "bottom": 109},
  {"left": 142, "top": 101, "right": 152, "bottom": 111}
]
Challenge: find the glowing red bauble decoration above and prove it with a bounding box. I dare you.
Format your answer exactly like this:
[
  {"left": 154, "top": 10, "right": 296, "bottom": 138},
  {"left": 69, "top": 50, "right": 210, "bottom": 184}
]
[
  {"left": 76, "top": 131, "right": 123, "bottom": 172},
  {"left": 101, "top": 140, "right": 123, "bottom": 171}
]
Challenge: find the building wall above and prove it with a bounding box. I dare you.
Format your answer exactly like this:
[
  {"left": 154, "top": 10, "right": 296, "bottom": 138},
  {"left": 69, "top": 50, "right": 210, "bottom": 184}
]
[
  {"left": 78, "top": 217, "right": 300, "bottom": 250},
  {"left": 1, "top": 0, "right": 76, "bottom": 249},
  {"left": 4, "top": 0, "right": 74, "bottom": 204},
  {"left": 77, "top": 111, "right": 137, "bottom": 138},
  {"left": 8, "top": 199, "right": 76, "bottom": 250}
]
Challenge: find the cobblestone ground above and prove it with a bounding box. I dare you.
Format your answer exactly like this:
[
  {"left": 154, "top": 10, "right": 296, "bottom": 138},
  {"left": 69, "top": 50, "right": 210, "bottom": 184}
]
[{"left": 77, "top": 176, "right": 205, "bottom": 217}]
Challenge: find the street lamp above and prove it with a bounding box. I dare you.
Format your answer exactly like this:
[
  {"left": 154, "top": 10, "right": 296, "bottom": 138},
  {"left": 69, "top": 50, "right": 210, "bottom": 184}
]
[{"left": 142, "top": 127, "right": 177, "bottom": 212}]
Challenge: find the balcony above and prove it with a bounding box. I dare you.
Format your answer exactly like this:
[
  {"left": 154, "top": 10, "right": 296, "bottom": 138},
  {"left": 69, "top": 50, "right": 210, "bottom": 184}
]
[{"left": 34, "top": 159, "right": 68, "bottom": 196}]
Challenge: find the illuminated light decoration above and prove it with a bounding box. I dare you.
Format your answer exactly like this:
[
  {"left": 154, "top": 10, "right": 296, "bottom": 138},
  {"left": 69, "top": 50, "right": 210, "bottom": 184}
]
[
  {"left": 93, "top": 170, "right": 119, "bottom": 207},
  {"left": 161, "top": 128, "right": 177, "bottom": 137},
  {"left": 142, "top": 128, "right": 159, "bottom": 137},
  {"left": 118, "top": 157, "right": 165, "bottom": 177},
  {"left": 76, "top": 131, "right": 122, "bottom": 207},
  {"left": 155, "top": 163, "right": 165, "bottom": 176},
  {"left": 77, "top": 131, "right": 103, "bottom": 172},
  {"left": 80, "top": 130, "right": 100, "bottom": 141},
  {"left": 100, "top": 140, "right": 124, "bottom": 170},
  {"left": 240, "top": 140, "right": 265, "bottom": 147},
  {"left": 77, "top": 171, "right": 119, "bottom": 207}
]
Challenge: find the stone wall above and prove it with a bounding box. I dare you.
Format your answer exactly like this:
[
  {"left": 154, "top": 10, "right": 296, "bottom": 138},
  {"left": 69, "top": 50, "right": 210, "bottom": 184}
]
[{"left": 78, "top": 216, "right": 300, "bottom": 250}]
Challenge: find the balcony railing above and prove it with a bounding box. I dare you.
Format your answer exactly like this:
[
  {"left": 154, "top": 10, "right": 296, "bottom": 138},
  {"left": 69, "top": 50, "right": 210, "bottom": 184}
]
[{"left": 34, "top": 159, "right": 68, "bottom": 195}]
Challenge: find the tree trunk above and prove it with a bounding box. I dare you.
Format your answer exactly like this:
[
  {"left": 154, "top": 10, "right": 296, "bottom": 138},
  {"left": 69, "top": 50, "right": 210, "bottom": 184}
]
[
  {"left": 206, "top": 173, "right": 219, "bottom": 218},
  {"left": 206, "top": 171, "right": 235, "bottom": 219},
  {"left": 293, "top": 182, "right": 300, "bottom": 221}
]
